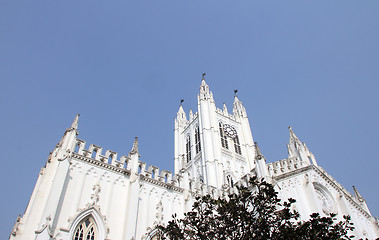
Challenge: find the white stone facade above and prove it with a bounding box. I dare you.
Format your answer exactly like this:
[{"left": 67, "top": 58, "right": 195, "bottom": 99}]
[{"left": 10, "top": 79, "right": 379, "bottom": 239}]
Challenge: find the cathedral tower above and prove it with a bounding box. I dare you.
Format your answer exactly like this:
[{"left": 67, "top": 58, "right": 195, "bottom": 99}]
[{"left": 174, "top": 77, "right": 256, "bottom": 190}]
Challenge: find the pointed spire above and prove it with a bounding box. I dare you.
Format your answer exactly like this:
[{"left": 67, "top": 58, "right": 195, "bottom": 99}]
[
  {"left": 287, "top": 143, "right": 294, "bottom": 157},
  {"left": 200, "top": 79, "right": 209, "bottom": 92},
  {"left": 223, "top": 103, "right": 228, "bottom": 114},
  {"left": 177, "top": 105, "right": 187, "bottom": 121},
  {"left": 288, "top": 126, "right": 302, "bottom": 148},
  {"left": 353, "top": 186, "right": 365, "bottom": 202},
  {"left": 189, "top": 109, "right": 194, "bottom": 121},
  {"left": 130, "top": 137, "right": 139, "bottom": 155},
  {"left": 254, "top": 142, "right": 265, "bottom": 160},
  {"left": 233, "top": 93, "right": 246, "bottom": 117},
  {"left": 199, "top": 72, "right": 210, "bottom": 95},
  {"left": 70, "top": 114, "right": 80, "bottom": 130}
]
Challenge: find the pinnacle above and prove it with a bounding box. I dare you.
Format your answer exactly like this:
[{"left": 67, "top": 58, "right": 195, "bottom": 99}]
[
  {"left": 201, "top": 78, "right": 208, "bottom": 87},
  {"left": 288, "top": 126, "right": 301, "bottom": 145},
  {"left": 353, "top": 186, "right": 365, "bottom": 202},
  {"left": 178, "top": 104, "right": 185, "bottom": 114},
  {"left": 130, "top": 136, "right": 139, "bottom": 155},
  {"left": 254, "top": 142, "right": 264, "bottom": 160},
  {"left": 70, "top": 114, "right": 80, "bottom": 130}
]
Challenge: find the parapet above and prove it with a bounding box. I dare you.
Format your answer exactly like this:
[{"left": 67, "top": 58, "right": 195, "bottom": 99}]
[
  {"left": 267, "top": 157, "right": 310, "bottom": 178},
  {"left": 73, "top": 139, "right": 182, "bottom": 189},
  {"left": 73, "top": 138, "right": 233, "bottom": 197},
  {"left": 216, "top": 107, "right": 236, "bottom": 121}
]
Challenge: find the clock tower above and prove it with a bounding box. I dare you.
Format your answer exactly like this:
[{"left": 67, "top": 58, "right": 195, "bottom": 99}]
[{"left": 174, "top": 77, "right": 257, "bottom": 191}]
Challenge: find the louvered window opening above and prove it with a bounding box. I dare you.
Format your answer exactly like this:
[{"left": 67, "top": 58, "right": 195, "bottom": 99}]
[
  {"left": 195, "top": 126, "right": 201, "bottom": 154},
  {"left": 219, "top": 123, "right": 228, "bottom": 149}
]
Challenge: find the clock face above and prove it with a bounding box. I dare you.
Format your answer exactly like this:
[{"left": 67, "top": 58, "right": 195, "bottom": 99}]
[{"left": 223, "top": 124, "right": 237, "bottom": 138}]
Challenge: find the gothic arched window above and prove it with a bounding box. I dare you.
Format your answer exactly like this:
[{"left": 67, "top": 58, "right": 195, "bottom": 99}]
[
  {"left": 73, "top": 216, "right": 97, "bottom": 240},
  {"left": 195, "top": 126, "right": 201, "bottom": 154},
  {"left": 233, "top": 135, "right": 242, "bottom": 155},
  {"left": 219, "top": 123, "right": 228, "bottom": 149},
  {"left": 147, "top": 228, "right": 163, "bottom": 240},
  {"left": 186, "top": 135, "right": 191, "bottom": 162}
]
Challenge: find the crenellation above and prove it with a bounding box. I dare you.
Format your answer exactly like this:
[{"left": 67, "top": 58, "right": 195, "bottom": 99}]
[
  {"left": 160, "top": 170, "right": 172, "bottom": 183},
  {"left": 147, "top": 165, "right": 159, "bottom": 180},
  {"left": 119, "top": 155, "right": 129, "bottom": 164},
  {"left": 138, "top": 161, "right": 147, "bottom": 174},
  {"left": 73, "top": 140, "right": 182, "bottom": 185},
  {"left": 105, "top": 150, "right": 118, "bottom": 165},
  {"left": 267, "top": 156, "right": 312, "bottom": 178},
  {"left": 88, "top": 144, "right": 102, "bottom": 160},
  {"left": 75, "top": 139, "right": 86, "bottom": 154}
]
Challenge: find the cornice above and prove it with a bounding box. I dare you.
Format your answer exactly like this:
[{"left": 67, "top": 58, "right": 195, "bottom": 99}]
[
  {"left": 139, "top": 174, "right": 184, "bottom": 193},
  {"left": 273, "top": 165, "right": 313, "bottom": 181},
  {"left": 72, "top": 153, "right": 130, "bottom": 176},
  {"left": 313, "top": 165, "right": 373, "bottom": 220}
]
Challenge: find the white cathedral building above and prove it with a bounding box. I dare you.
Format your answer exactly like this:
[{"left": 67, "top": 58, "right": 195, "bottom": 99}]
[{"left": 10, "top": 78, "right": 379, "bottom": 239}]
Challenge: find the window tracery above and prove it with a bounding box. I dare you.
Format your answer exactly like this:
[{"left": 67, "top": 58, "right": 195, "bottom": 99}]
[
  {"left": 226, "top": 175, "right": 234, "bottom": 187},
  {"left": 233, "top": 135, "right": 242, "bottom": 154},
  {"left": 73, "top": 216, "right": 97, "bottom": 240},
  {"left": 147, "top": 228, "right": 163, "bottom": 240}
]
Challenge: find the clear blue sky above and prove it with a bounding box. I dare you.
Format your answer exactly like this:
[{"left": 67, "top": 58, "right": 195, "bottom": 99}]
[{"left": 1, "top": 0, "right": 378, "bottom": 238}]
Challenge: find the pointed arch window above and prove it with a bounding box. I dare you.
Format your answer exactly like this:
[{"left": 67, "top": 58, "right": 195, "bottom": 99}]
[
  {"left": 195, "top": 126, "right": 201, "bottom": 154},
  {"left": 186, "top": 135, "right": 191, "bottom": 162},
  {"left": 219, "top": 123, "right": 228, "bottom": 149},
  {"left": 233, "top": 135, "right": 242, "bottom": 155},
  {"left": 147, "top": 228, "right": 163, "bottom": 240},
  {"left": 73, "top": 216, "right": 97, "bottom": 240}
]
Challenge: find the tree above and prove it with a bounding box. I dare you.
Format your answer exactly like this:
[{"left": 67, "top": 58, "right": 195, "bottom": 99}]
[{"left": 158, "top": 177, "right": 355, "bottom": 240}]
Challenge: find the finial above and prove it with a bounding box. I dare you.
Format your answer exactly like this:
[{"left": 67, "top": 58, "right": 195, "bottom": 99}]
[
  {"left": 71, "top": 114, "right": 80, "bottom": 130},
  {"left": 180, "top": 99, "right": 184, "bottom": 106},
  {"left": 202, "top": 72, "right": 206, "bottom": 80},
  {"left": 254, "top": 142, "right": 264, "bottom": 160},
  {"left": 353, "top": 185, "right": 365, "bottom": 202},
  {"left": 288, "top": 126, "right": 302, "bottom": 148},
  {"left": 130, "top": 136, "right": 139, "bottom": 155},
  {"left": 234, "top": 89, "right": 238, "bottom": 97}
]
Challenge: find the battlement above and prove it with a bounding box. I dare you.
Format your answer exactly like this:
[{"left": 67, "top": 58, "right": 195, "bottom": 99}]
[
  {"left": 75, "top": 139, "right": 128, "bottom": 169},
  {"left": 74, "top": 139, "right": 180, "bottom": 188},
  {"left": 267, "top": 157, "right": 310, "bottom": 177},
  {"left": 216, "top": 107, "right": 236, "bottom": 121}
]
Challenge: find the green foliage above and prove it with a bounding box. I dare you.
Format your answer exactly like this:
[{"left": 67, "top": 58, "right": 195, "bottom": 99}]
[{"left": 158, "top": 177, "right": 355, "bottom": 240}]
